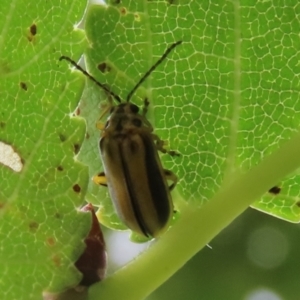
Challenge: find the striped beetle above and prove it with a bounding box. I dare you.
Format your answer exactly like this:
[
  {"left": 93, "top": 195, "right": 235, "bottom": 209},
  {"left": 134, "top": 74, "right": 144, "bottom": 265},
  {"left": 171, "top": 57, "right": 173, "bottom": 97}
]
[{"left": 60, "top": 41, "right": 182, "bottom": 237}]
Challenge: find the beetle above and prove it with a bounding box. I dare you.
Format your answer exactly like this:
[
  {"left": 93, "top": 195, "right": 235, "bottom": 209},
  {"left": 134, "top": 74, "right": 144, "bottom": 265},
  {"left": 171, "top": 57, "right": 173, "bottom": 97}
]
[{"left": 60, "top": 41, "right": 182, "bottom": 237}]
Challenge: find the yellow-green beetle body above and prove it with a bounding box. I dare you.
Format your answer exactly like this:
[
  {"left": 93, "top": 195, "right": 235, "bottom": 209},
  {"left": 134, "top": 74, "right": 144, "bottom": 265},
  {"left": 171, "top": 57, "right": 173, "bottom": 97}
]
[{"left": 99, "top": 102, "right": 174, "bottom": 237}]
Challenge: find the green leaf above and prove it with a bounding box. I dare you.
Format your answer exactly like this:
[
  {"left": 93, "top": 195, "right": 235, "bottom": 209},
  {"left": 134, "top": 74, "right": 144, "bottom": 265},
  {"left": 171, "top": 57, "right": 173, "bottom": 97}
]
[
  {"left": 2, "top": 0, "right": 300, "bottom": 299},
  {"left": 75, "top": 1, "right": 300, "bottom": 299},
  {"left": 81, "top": 1, "right": 300, "bottom": 229},
  {"left": 0, "top": 1, "right": 89, "bottom": 298}
]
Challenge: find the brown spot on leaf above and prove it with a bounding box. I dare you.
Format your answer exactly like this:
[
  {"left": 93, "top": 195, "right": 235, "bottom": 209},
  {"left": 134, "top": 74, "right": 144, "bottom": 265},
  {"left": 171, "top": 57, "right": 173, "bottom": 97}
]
[
  {"left": 29, "top": 221, "right": 39, "bottom": 232},
  {"left": 54, "top": 212, "right": 62, "bottom": 219},
  {"left": 47, "top": 237, "right": 56, "bottom": 246},
  {"left": 73, "top": 184, "right": 81, "bottom": 193},
  {"left": 52, "top": 254, "right": 61, "bottom": 267},
  {"left": 20, "top": 82, "right": 28, "bottom": 91},
  {"left": 268, "top": 186, "right": 281, "bottom": 195},
  {"left": 74, "top": 143, "right": 80, "bottom": 154},
  {"left": 30, "top": 24, "right": 37, "bottom": 36},
  {"left": 59, "top": 133, "right": 66, "bottom": 142},
  {"left": 0, "top": 122, "right": 5, "bottom": 129},
  {"left": 98, "top": 62, "right": 111, "bottom": 73},
  {"left": 134, "top": 13, "right": 141, "bottom": 21},
  {"left": 56, "top": 165, "right": 63, "bottom": 171},
  {"left": 120, "top": 7, "right": 127, "bottom": 15},
  {"left": 27, "top": 24, "right": 37, "bottom": 42}
]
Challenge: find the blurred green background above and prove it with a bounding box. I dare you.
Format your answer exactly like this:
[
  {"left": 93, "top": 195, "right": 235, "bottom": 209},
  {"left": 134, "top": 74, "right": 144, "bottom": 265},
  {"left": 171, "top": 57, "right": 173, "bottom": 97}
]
[
  {"left": 105, "top": 208, "right": 299, "bottom": 300},
  {"left": 150, "top": 208, "right": 298, "bottom": 300}
]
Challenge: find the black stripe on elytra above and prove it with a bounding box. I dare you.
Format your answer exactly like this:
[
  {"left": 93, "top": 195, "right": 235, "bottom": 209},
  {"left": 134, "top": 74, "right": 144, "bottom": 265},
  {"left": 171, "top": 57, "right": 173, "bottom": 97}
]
[
  {"left": 142, "top": 135, "right": 170, "bottom": 227},
  {"left": 119, "top": 139, "right": 149, "bottom": 237}
]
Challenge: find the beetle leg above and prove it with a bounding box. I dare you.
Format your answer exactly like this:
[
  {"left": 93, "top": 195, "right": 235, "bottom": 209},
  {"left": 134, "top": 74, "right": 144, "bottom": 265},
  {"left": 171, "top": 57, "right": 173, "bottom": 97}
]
[
  {"left": 164, "top": 169, "right": 178, "bottom": 191},
  {"left": 142, "top": 98, "right": 179, "bottom": 156},
  {"left": 93, "top": 172, "right": 108, "bottom": 187},
  {"left": 152, "top": 134, "right": 180, "bottom": 156}
]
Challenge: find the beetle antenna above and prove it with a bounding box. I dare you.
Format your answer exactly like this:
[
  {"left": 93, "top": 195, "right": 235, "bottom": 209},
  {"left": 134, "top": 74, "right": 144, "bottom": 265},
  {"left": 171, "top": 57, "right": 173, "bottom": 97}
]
[
  {"left": 126, "top": 41, "right": 182, "bottom": 102},
  {"left": 59, "top": 56, "right": 122, "bottom": 103}
]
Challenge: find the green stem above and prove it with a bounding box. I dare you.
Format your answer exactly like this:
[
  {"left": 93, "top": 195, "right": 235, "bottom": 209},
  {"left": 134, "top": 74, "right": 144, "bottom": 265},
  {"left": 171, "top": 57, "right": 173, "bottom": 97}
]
[{"left": 89, "top": 131, "right": 300, "bottom": 300}]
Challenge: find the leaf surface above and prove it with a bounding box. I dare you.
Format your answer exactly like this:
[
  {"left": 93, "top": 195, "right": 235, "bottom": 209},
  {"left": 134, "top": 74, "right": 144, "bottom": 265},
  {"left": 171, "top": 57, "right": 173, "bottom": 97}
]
[{"left": 0, "top": 1, "right": 89, "bottom": 298}]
